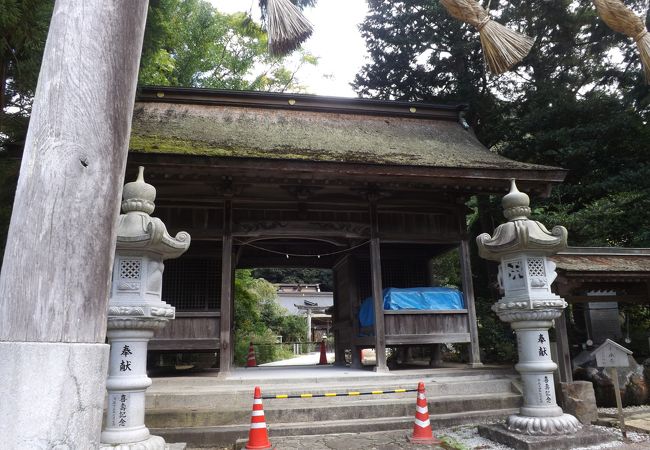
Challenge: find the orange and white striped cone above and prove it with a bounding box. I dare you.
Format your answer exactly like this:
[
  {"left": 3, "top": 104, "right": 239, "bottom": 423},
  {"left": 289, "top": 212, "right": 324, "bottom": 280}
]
[
  {"left": 247, "top": 341, "right": 257, "bottom": 367},
  {"left": 408, "top": 382, "right": 441, "bottom": 444},
  {"left": 245, "top": 386, "right": 272, "bottom": 449},
  {"left": 318, "top": 339, "right": 328, "bottom": 365}
]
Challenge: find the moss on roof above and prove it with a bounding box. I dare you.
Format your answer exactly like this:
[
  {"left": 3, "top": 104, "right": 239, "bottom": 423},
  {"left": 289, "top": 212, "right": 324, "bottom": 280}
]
[{"left": 129, "top": 101, "right": 556, "bottom": 171}]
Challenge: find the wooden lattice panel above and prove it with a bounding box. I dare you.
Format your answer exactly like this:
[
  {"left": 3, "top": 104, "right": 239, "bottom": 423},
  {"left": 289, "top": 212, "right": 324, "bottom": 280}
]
[{"left": 162, "top": 256, "right": 221, "bottom": 311}]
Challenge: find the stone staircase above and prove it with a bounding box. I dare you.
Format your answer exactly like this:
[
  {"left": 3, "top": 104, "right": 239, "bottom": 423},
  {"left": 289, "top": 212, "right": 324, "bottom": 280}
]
[{"left": 145, "top": 366, "right": 521, "bottom": 448}]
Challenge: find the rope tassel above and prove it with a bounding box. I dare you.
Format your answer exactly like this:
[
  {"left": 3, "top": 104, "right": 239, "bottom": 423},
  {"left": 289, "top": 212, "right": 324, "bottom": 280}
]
[
  {"left": 592, "top": 0, "right": 650, "bottom": 83},
  {"left": 267, "top": 0, "right": 313, "bottom": 57},
  {"left": 440, "top": 0, "right": 534, "bottom": 74}
]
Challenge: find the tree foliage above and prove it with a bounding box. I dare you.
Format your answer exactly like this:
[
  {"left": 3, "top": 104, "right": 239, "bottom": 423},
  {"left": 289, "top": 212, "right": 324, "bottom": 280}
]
[
  {"left": 139, "top": 0, "right": 317, "bottom": 91},
  {"left": 354, "top": 0, "right": 650, "bottom": 249},
  {"left": 233, "top": 270, "right": 307, "bottom": 365},
  {"left": 0, "top": 0, "right": 53, "bottom": 148}
]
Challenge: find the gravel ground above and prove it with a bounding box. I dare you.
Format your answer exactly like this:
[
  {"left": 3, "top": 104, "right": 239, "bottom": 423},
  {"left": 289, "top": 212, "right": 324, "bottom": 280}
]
[
  {"left": 598, "top": 405, "right": 650, "bottom": 416},
  {"left": 186, "top": 423, "right": 650, "bottom": 450}
]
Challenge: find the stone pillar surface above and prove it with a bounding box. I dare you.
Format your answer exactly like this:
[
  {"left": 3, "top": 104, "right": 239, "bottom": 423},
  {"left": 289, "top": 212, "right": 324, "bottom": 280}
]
[
  {"left": 0, "top": 2, "right": 148, "bottom": 447},
  {"left": 100, "top": 167, "right": 190, "bottom": 449},
  {"left": 476, "top": 180, "right": 581, "bottom": 436}
]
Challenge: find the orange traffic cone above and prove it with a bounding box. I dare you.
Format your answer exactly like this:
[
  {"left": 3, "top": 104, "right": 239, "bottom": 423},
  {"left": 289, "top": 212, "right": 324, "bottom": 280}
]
[
  {"left": 318, "top": 339, "right": 328, "bottom": 365},
  {"left": 408, "top": 382, "right": 441, "bottom": 444},
  {"left": 247, "top": 341, "right": 257, "bottom": 367},
  {"left": 245, "top": 386, "right": 272, "bottom": 449}
]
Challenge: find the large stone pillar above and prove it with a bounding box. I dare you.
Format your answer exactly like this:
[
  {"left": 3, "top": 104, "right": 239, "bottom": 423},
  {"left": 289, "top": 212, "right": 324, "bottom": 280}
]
[
  {"left": 100, "top": 168, "right": 190, "bottom": 449},
  {"left": 476, "top": 180, "right": 581, "bottom": 435},
  {"left": 0, "top": 3, "right": 148, "bottom": 448}
]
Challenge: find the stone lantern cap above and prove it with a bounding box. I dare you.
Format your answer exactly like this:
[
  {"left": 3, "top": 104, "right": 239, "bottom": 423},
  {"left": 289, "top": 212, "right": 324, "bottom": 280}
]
[
  {"left": 116, "top": 166, "right": 190, "bottom": 259},
  {"left": 476, "top": 179, "right": 567, "bottom": 261}
]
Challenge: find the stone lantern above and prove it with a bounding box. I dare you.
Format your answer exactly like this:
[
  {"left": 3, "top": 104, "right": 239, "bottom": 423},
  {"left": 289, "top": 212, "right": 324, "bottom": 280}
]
[
  {"left": 100, "top": 167, "right": 190, "bottom": 449},
  {"left": 476, "top": 180, "right": 580, "bottom": 435}
]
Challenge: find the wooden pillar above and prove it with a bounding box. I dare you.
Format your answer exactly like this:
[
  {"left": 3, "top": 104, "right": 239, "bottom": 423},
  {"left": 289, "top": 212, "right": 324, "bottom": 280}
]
[
  {"left": 0, "top": 2, "right": 149, "bottom": 447},
  {"left": 460, "top": 239, "right": 483, "bottom": 367},
  {"left": 369, "top": 198, "right": 388, "bottom": 372},
  {"left": 348, "top": 257, "right": 362, "bottom": 369},
  {"left": 219, "top": 198, "right": 233, "bottom": 374},
  {"left": 332, "top": 276, "right": 347, "bottom": 366},
  {"left": 430, "top": 344, "right": 443, "bottom": 367},
  {"left": 555, "top": 309, "right": 573, "bottom": 383}
]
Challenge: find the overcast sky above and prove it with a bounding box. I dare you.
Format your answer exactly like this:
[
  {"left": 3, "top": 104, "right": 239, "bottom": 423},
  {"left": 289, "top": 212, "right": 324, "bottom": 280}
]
[{"left": 211, "top": 0, "right": 369, "bottom": 97}]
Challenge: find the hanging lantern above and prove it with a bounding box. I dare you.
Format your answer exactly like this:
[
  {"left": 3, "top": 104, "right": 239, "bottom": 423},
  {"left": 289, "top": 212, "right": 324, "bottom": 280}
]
[
  {"left": 439, "top": 0, "right": 534, "bottom": 75},
  {"left": 266, "top": 0, "right": 313, "bottom": 56},
  {"left": 592, "top": 0, "right": 650, "bottom": 83}
]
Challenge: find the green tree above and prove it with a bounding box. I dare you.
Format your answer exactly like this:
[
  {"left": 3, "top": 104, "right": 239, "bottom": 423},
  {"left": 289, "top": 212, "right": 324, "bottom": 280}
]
[
  {"left": 354, "top": 0, "right": 650, "bottom": 249},
  {"left": 139, "top": 0, "right": 317, "bottom": 91},
  {"left": 233, "top": 269, "right": 307, "bottom": 365},
  {"left": 0, "top": 0, "right": 53, "bottom": 149}
]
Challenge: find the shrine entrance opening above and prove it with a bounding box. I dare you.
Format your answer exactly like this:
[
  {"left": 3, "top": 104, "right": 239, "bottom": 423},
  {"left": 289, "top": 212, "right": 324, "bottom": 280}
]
[{"left": 233, "top": 237, "right": 340, "bottom": 368}]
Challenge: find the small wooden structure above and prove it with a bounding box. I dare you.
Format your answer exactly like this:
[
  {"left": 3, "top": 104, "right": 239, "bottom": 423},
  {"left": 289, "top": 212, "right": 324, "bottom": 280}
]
[
  {"left": 551, "top": 247, "right": 650, "bottom": 382},
  {"left": 127, "top": 86, "right": 565, "bottom": 373}
]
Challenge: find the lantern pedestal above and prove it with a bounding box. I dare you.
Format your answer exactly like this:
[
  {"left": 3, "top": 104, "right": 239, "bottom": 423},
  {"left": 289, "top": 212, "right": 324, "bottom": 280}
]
[
  {"left": 100, "top": 167, "right": 190, "bottom": 450},
  {"left": 476, "top": 180, "right": 580, "bottom": 436}
]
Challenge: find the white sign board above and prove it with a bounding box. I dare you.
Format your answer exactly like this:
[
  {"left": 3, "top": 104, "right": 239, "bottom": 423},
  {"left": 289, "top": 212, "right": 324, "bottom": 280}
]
[{"left": 591, "top": 339, "right": 632, "bottom": 368}]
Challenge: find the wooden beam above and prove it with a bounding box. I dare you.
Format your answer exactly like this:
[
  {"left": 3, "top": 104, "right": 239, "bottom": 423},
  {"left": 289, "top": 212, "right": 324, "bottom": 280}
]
[
  {"left": 219, "top": 198, "right": 233, "bottom": 374},
  {"left": 369, "top": 197, "right": 388, "bottom": 372},
  {"left": 384, "top": 309, "right": 469, "bottom": 315},
  {"left": 460, "top": 239, "right": 483, "bottom": 367},
  {"left": 148, "top": 338, "right": 219, "bottom": 352},
  {"left": 355, "top": 333, "right": 471, "bottom": 346},
  {"left": 554, "top": 310, "right": 573, "bottom": 383},
  {"left": 386, "top": 333, "right": 470, "bottom": 345}
]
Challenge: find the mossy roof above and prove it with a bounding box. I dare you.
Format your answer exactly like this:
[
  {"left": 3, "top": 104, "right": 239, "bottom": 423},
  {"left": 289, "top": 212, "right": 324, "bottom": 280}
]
[
  {"left": 129, "top": 91, "right": 558, "bottom": 173},
  {"left": 552, "top": 248, "right": 650, "bottom": 273}
]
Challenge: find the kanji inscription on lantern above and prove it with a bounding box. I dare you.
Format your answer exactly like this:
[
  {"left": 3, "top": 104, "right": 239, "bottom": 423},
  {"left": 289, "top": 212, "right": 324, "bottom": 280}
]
[
  {"left": 119, "top": 344, "right": 133, "bottom": 372},
  {"left": 592, "top": 339, "right": 631, "bottom": 368},
  {"left": 505, "top": 259, "right": 526, "bottom": 289},
  {"left": 109, "top": 393, "right": 129, "bottom": 428}
]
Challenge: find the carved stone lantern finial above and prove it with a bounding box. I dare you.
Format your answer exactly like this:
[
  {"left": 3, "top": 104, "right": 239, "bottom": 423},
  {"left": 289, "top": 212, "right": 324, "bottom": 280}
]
[
  {"left": 121, "top": 166, "right": 156, "bottom": 214},
  {"left": 101, "top": 167, "right": 190, "bottom": 449},
  {"left": 476, "top": 180, "right": 580, "bottom": 436},
  {"left": 502, "top": 178, "right": 530, "bottom": 220}
]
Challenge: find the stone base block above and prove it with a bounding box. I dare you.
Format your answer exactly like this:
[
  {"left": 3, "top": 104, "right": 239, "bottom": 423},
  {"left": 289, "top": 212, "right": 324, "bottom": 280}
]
[
  {"left": 478, "top": 423, "right": 613, "bottom": 450},
  {"left": 558, "top": 381, "right": 598, "bottom": 424},
  {"left": 0, "top": 341, "right": 109, "bottom": 449},
  {"left": 99, "top": 435, "right": 186, "bottom": 450},
  {"left": 506, "top": 413, "right": 582, "bottom": 435}
]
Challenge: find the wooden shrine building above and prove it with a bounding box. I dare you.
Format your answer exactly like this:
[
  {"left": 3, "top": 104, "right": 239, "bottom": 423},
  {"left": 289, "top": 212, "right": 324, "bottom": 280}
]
[
  {"left": 127, "top": 86, "right": 566, "bottom": 373},
  {"left": 551, "top": 247, "right": 650, "bottom": 382}
]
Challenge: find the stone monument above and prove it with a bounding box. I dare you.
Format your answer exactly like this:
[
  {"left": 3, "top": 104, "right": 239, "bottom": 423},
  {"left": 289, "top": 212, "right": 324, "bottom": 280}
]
[
  {"left": 100, "top": 167, "right": 190, "bottom": 449},
  {"left": 476, "top": 180, "right": 581, "bottom": 435}
]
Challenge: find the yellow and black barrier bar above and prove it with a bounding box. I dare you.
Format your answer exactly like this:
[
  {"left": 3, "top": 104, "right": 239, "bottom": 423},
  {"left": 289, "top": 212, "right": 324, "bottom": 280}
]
[{"left": 261, "top": 388, "right": 417, "bottom": 400}]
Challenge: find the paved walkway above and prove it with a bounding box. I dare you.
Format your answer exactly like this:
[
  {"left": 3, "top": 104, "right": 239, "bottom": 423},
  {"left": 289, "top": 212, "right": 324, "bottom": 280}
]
[{"left": 258, "top": 351, "right": 336, "bottom": 367}]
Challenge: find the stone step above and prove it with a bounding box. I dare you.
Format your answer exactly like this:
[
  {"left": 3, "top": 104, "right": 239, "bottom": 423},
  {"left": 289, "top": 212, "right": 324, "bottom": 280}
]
[
  {"left": 146, "top": 377, "right": 516, "bottom": 409},
  {"left": 152, "top": 408, "right": 520, "bottom": 449},
  {"left": 148, "top": 366, "right": 515, "bottom": 388},
  {"left": 146, "top": 392, "right": 522, "bottom": 428}
]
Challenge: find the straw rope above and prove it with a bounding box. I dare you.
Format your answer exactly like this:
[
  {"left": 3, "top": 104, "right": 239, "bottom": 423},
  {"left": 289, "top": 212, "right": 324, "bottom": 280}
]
[
  {"left": 440, "top": 0, "right": 534, "bottom": 74},
  {"left": 592, "top": 0, "right": 650, "bottom": 82},
  {"left": 267, "top": 0, "right": 313, "bottom": 56}
]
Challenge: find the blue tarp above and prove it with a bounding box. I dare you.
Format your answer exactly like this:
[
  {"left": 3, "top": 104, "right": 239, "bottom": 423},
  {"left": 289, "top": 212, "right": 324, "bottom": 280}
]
[{"left": 359, "top": 287, "right": 465, "bottom": 328}]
